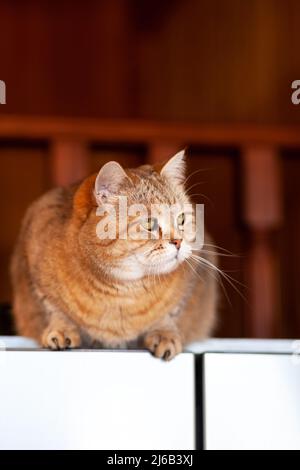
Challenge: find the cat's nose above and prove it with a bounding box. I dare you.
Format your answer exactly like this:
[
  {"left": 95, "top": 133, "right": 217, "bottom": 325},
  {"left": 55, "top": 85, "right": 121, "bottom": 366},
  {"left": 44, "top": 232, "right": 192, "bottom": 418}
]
[{"left": 170, "top": 239, "right": 182, "bottom": 250}]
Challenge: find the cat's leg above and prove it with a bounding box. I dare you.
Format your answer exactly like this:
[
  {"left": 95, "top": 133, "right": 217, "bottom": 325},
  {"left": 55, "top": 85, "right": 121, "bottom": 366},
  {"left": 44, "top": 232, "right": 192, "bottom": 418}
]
[
  {"left": 143, "top": 316, "right": 182, "bottom": 361},
  {"left": 11, "top": 255, "right": 46, "bottom": 341},
  {"left": 41, "top": 312, "right": 81, "bottom": 350},
  {"left": 12, "top": 257, "right": 81, "bottom": 350}
]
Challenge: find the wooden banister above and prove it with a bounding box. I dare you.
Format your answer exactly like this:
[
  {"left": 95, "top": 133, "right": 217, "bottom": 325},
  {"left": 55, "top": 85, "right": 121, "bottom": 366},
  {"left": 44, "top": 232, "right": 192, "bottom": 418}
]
[
  {"left": 242, "top": 145, "right": 282, "bottom": 337},
  {"left": 1, "top": 115, "right": 300, "bottom": 146},
  {"left": 50, "top": 140, "right": 89, "bottom": 186}
]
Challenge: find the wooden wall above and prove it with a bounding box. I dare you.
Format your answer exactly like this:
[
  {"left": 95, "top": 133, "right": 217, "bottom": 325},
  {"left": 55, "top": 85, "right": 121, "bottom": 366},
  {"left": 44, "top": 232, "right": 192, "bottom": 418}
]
[
  {"left": 0, "top": 0, "right": 137, "bottom": 117},
  {"left": 0, "top": 1, "right": 300, "bottom": 339},
  {"left": 1, "top": 0, "right": 300, "bottom": 122},
  {"left": 137, "top": 0, "right": 300, "bottom": 123}
]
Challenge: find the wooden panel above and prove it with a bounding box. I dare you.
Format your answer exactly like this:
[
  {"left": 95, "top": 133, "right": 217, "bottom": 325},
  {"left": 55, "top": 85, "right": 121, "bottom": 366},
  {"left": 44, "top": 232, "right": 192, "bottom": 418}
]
[
  {"left": 137, "top": 0, "right": 300, "bottom": 124},
  {"left": 0, "top": 0, "right": 137, "bottom": 118},
  {"left": 50, "top": 140, "right": 90, "bottom": 186},
  {"left": 186, "top": 149, "right": 245, "bottom": 338},
  {"left": 242, "top": 145, "right": 282, "bottom": 337},
  {"left": 281, "top": 152, "right": 300, "bottom": 338},
  {"left": 0, "top": 0, "right": 300, "bottom": 125},
  {"left": 0, "top": 144, "right": 50, "bottom": 303}
]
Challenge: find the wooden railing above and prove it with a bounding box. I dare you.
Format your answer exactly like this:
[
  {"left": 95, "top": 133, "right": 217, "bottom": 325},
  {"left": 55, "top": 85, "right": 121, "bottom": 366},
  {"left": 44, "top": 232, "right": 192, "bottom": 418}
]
[{"left": 1, "top": 115, "right": 299, "bottom": 338}]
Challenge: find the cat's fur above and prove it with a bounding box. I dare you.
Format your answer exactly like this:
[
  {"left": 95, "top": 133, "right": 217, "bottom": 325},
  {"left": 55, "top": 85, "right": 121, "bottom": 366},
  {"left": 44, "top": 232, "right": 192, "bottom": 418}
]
[{"left": 11, "top": 151, "right": 217, "bottom": 360}]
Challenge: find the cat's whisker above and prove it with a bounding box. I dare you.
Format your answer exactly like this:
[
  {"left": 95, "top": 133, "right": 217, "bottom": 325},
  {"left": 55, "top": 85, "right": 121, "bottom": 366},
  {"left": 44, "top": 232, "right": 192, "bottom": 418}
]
[
  {"left": 190, "top": 264, "right": 246, "bottom": 305},
  {"left": 189, "top": 254, "right": 248, "bottom": 302},
  {"left": 186, "top": 256, "right": 232, "bottom": 307},
  {"left": 189, "top": 257, "right": 233, "bottom": 308},
  {"left": 202, "top": 243, "right": 236, "bottom": 255},
  {"left": 185, "top": 181, "right": 205, "bottom": 194},
  {"left": 190, "top": 254, "right": 247, "bottom": 287},
  {"left": 183, "top": 167, "right": 211, "bottom": 187},
  {"left": 155, "top": 262, "right": 162, "bottom": 286},
  {"left": 187, "top": 193, "right": 214, "bottom": 206},
  {"left": 196, "top": 249, "right": 240, "bottom": 258},
  {"left": 184, "top": 258, "right": 204, "bottom": 283}
]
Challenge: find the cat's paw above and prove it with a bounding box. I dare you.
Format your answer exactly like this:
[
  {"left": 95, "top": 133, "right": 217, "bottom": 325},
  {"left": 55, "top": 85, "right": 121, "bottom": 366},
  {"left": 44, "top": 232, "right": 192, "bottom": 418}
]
[
  {"left": 41, "top": 327, "right": 81, "bottom": 350},
  {"left": 144, "top": 330, "right": 182, "bottom": 361}
]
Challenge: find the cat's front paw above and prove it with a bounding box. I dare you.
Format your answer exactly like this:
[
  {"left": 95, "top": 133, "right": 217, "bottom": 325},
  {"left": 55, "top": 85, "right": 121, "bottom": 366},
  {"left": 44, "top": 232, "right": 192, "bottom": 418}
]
[
  {"left": 41, "top": 327, "right": 81, "bottom": 350},
  {"left": 144, "top": 330, "right": 182, "bottom": 361}
]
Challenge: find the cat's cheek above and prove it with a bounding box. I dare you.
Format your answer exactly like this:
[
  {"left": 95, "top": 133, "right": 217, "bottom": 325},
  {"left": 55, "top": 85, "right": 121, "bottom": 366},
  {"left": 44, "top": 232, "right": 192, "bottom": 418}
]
[
  {"left": 177, "top": 251, "right": 188, "bottom": 263},
  {"left": 177, "top": 243, "right": 192, "bottom": 263}
]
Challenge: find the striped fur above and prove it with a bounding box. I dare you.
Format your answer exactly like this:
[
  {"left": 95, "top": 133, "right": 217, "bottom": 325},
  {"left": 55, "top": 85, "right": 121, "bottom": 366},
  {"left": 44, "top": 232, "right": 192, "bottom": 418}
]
[{"left": 10, "top": 157, "right": 217, "bottom": 360}]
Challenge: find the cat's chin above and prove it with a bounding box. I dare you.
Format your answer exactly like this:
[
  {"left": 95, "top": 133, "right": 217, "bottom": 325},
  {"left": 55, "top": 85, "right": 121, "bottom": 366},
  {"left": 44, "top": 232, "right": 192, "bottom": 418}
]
[
  {"left": 109, "top": 257, "right": 182, "bottom": 281},
  {"left": 146, "top": 257, "right": 179, "bottom": 276},
  {"left": 109, "top": 265, "right": 145, "bottom": 281}
]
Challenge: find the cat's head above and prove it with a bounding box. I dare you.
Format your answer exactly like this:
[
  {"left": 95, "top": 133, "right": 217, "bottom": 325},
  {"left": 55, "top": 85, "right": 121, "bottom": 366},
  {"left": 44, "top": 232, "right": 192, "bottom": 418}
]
[{"left": 74, "top": 151, "right": 199, "bottom": 281}]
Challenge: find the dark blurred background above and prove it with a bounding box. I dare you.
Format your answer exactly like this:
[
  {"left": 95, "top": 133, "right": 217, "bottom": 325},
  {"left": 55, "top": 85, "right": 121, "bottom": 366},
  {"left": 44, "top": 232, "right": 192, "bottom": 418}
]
[{"left": 0, "top": 0, "right": 300, "bottom": 339}]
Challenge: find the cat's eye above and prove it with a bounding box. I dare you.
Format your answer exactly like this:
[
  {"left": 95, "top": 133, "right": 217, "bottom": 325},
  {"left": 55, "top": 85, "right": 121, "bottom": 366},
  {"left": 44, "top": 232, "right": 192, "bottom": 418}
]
[
  {"left": 141, "top": 217, "right": 158, "bottom": 232},
  {"left": 177, "top": 213, "right": 185, "bottom": 229}
]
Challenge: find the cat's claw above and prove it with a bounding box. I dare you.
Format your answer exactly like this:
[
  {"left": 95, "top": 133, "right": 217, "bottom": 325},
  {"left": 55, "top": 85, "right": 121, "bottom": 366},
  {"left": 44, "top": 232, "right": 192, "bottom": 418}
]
[
  {"left": 144, "top": 331, "right": 182, "bottom": 361},
  {"left": 42, "top": 328, "right": 81, "bottom": 350}
]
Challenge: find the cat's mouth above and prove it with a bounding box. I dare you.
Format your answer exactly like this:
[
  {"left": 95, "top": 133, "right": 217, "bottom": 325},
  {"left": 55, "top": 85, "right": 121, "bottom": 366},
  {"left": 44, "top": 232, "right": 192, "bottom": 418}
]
[
  {"left": 113, "top": 245, "right": 191, "bottom": 281},
  {"left": 149, "top": 244, "right": 191, "bottom": 266}
]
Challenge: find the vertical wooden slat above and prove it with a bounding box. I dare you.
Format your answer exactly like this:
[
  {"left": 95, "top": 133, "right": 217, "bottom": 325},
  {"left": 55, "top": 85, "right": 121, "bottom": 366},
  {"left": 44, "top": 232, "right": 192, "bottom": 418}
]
[
  {"left": 147, "top": 142, "right": 183, "bottom": 166},
  {"left": 242, "top": 145, "right": 282, "bottom": 337},
  {"left": 50, "top": 140, "right": 90, "bottom": 187}
]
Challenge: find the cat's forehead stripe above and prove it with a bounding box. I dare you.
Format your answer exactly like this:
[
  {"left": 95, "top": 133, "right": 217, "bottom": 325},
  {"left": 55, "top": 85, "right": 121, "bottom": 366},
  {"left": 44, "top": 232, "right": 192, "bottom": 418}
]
[{"left": 129, "top": 172, "right": 178, "bottom": 205}]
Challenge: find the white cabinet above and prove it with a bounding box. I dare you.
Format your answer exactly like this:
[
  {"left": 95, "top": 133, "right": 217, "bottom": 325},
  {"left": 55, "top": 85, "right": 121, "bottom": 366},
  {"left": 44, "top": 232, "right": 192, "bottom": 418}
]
[
  {"left": 0, "top": 343, "right": 195, "bottom": 450},
  {"left": 0, "top": 337, "right": 300, "bottom": 450}
]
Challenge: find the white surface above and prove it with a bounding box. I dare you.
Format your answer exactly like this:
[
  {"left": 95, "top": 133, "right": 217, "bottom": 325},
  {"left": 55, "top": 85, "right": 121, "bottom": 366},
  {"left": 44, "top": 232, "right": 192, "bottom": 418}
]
[
  {"left": 204, "top": 353, "right": 300, "bottom": 450},
  {"left": 188, "top": 338, "right": 299, "bottom": 354},
  {"left": 2, "top": 336, "right": 299, "bottom": 354},
  {"left": 0, "top": 336, "right": 38, "bottom": 349},
  {"left": 0, "top": 350, "right": 195, "bottom": 450},
  {"left": 2, "top": 336, "right": 300, "bottom": 451}
]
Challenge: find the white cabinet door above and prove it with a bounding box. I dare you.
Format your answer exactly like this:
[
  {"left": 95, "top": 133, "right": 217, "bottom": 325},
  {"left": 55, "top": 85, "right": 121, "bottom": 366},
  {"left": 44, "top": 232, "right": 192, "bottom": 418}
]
[
  {"left": 0, "top": 350, "right": 195, "bottom": 450},
  {"left": 204, "top": 353, "right": 300, "bottom": 450}
]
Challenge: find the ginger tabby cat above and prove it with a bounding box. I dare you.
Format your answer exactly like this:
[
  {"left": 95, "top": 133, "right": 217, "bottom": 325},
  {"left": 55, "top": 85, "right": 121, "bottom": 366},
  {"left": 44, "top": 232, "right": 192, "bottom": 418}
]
[{"left": 11, "top": 151, "right": 217, "bottom": 360}]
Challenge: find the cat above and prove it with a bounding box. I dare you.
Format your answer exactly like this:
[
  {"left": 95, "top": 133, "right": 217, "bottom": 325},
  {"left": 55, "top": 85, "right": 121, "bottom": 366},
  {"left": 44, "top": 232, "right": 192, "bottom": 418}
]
[{"left": 10, "top": 150, "right": 217, "bottom": 360}]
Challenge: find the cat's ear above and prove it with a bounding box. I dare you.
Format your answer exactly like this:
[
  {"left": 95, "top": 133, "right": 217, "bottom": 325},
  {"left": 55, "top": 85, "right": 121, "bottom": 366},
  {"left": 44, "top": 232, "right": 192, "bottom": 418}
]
[
  {"left": 95, "top": 161, "right": 128, "bottom": 202},
  {"left": 160, "top": 150, "right": 186, "bottom": 185}
]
